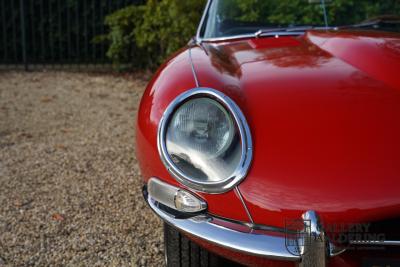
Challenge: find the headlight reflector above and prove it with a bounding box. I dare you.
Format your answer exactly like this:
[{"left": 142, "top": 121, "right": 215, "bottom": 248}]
[
  {"left": 158, "top": 88, "right": 252, "bottom": 193},
  {"left": 168, "top": 98, "right": 234, "bottom": 158}
]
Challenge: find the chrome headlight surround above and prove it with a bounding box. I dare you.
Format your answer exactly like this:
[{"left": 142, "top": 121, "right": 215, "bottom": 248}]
[{"left": 157, "top": 88, "right": 252, "bottom": 193}]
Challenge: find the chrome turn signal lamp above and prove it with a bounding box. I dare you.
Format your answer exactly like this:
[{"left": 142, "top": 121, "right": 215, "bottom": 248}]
[{"left": 148, "top": 178, "right": 207, "bottom": 214}]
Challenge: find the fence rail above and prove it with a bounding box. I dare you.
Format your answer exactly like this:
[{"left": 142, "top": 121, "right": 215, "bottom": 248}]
[{"left": 0, "top": 0, "right": 143, "bottom": 69}]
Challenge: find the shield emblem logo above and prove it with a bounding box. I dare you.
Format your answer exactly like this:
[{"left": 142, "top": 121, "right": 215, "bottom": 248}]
[{"left": 285, "top": 218, "right": 312, "bottom": 256}]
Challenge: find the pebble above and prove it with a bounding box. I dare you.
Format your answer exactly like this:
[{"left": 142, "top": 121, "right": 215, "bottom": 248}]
[{"left": 0, "top": 71, "right": 164, "bottom": 266}]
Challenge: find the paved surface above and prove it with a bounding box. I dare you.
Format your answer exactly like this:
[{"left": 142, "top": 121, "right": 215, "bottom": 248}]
[{"left": 0, "top": 71, "right": 164, "bottom": 266}]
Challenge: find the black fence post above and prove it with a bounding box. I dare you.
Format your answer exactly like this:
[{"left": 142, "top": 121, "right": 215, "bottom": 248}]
[{"left": 19, "top": 0, "right": 28, "bottom": 70}]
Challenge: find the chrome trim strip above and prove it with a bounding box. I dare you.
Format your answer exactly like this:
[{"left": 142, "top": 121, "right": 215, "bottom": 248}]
[
  {"left": 235, "top": 186, "right": 254, "bottom": 224},
  {"left": 200, "top": 33, "right": 255, "bottom": 43},
  {"left": 145, "top": 188, "right": 300, "bottom": 261},
  {"left": 329, "top": 243, "right": 346, "bottom": 257},
  {"left": 195, "top": 0, "right": 212, "bottom": 42},
  {"left": 157, "top": 88, "right": 253, "bottom": 193},
  {"left": 350, "top": 240, "right": 400, "bottom": 246},
  {"left": 188, "top": 48, "right": 200, "bottom": 87}
]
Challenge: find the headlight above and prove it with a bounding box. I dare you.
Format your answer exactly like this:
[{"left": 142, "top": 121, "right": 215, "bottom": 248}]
[{"left": 158, "top": 88, "right": 252, "bottom": 193}]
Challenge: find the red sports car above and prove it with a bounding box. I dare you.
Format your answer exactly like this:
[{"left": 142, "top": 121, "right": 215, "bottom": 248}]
[{"left": 136, "top": 1, "right": 400, "bottom": 266}]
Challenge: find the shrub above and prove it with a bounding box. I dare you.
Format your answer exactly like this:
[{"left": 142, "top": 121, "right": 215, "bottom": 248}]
[
  {"left": 94, "top": 5, "right": 147, "bottom": 70},
  {"left": 135, "top": 0, "right": 205, "bottom": 68},
  {"left": 98, "top": 0, "right": 206, "bottom": 70}
]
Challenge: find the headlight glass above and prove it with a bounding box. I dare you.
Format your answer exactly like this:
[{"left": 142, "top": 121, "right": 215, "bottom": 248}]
[
  {"left": 166, "top": 97, "right": 241, "bottom": 182},
  {"left": 159, "top": 88, "right": 252, "bottom": 193}
]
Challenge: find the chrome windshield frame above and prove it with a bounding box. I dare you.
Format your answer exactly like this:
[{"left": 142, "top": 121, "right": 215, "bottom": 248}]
[
  {"left": 195, "top": 0, "right": 332, "bottom": 43},
  {"left": 195, "top": 0, "right": 307, "bottom": 43},
  {"left": 195, "top": 0, "right": 212, "bottom": 42}
]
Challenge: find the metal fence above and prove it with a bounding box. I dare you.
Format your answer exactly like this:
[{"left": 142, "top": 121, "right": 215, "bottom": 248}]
[{"left": 0, "top": 0, "right": 143, "bottom": 69}]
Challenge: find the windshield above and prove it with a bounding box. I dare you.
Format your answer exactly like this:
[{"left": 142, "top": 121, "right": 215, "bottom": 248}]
[{"left": 200, "top": 0, "right": 400, "bottom": 39}]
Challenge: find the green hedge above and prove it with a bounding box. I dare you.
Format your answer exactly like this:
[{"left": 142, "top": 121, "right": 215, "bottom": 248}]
[{"left": 97, "top": 0, "right": 206, "bottom": 70}]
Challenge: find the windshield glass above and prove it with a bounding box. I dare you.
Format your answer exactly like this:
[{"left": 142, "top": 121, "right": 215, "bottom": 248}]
[{"left": 201, "top": 0, "right": 400, "bottom": 39}]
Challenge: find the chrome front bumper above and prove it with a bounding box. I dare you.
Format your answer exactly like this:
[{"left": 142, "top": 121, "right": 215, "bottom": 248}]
[
  {"left": 143, "top": 185, "right": 300, "bottom": 262},
  {"left": 144, "top": 179, "right": 400, "bottom": 266}
]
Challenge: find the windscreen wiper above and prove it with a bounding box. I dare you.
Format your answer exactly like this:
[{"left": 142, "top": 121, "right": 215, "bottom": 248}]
[
  {"left": 254, "top": 26, "right": 330, "bottom": 38},
  {"left": 339, "top": 17, "right": 400, "bottom": 30}
]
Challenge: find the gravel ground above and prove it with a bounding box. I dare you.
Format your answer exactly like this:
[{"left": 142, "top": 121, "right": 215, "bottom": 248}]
[{"left": 0, "top": 71, "right": 164, "bottom": 266}]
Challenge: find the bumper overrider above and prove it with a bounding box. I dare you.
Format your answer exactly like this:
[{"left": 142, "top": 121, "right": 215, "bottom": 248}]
[{"left": 143, "top": 178, "right": 347, "bottom": 266}]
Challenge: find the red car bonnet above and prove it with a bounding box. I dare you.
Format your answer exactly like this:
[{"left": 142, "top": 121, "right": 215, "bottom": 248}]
[{"left": 190, "top": 30, "right": 400, "bottom": 228}]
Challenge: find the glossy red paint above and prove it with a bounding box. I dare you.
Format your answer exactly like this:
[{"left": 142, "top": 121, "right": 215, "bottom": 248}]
[
  {"left": 308, "top": 30, "right": 400, "bottom": 89},
  {"left": 190, "top": 30, "right": 400, "bottom": 228},
  {"left": 136, "top": 30, "right": 400, "bottom": 266}
]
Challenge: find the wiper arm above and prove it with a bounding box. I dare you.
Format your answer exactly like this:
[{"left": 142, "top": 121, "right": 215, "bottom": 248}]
[
  {"left": 255, "top": 28, "right": 281, "bottom": 37},
  {"left": 254, "top": 26, "right": 328, "bottom": 38},
  {"left": 339, "top": 17, "right": 400, "bottom": 30}
]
